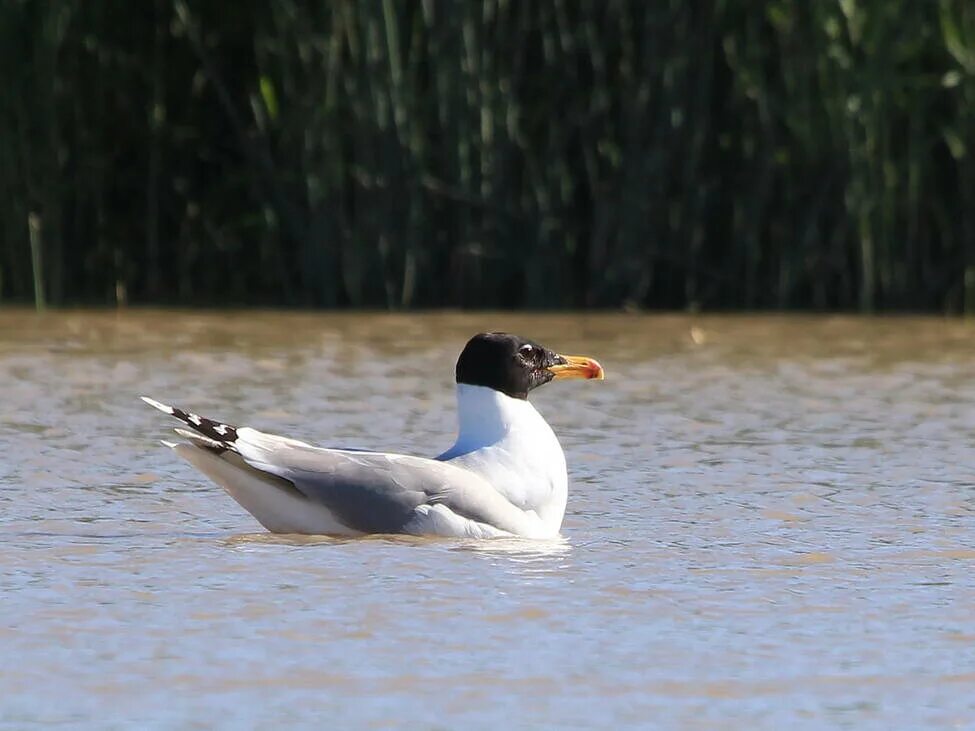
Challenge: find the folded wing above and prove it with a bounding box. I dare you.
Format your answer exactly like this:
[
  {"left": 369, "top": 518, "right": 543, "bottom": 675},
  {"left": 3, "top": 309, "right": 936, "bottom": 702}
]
[
  {"left": 144, "top": 397, "right": 542, "bottom": 537},
  {"left": 230, "top": 428, "right": 541, "bottom": 536}
]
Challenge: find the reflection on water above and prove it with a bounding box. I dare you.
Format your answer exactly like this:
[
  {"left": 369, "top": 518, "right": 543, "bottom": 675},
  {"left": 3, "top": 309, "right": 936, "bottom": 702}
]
[
  {"left": 222, "top": 532, "right": 438, "bottom": 548},
  {"left": 1, "top": 310, "right": 975, "bottom": 729},
  {"left": 455, "top": 537, "right": 574, "bottom": 582},
  {"left": 454, "top": 536, "right": 572, "bottom": 560}
]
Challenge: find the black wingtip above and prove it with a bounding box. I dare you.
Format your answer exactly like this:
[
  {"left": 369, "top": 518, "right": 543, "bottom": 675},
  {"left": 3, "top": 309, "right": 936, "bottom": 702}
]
[{"left": 143, "top": 396, "right": 240, "bottom": 446}]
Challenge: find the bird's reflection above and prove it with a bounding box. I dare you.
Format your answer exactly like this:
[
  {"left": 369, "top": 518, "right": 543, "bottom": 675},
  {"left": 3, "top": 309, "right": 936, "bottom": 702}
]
[
  {"left": 452, "top": 535, "right": 571, "bottom": 559},
  {"left": 451, "top": 536, "right": 573, "bottom": 581},
  {"left": 224, "top": 531, "right": 572, "bottom": 570},
  {"left": 223, "top": 532, "right": 436, "bottom": 548}
]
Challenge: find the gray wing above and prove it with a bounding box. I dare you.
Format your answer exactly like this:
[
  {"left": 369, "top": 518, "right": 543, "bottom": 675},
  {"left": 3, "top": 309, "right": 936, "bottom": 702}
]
[
  {"left": 143, "top": 396, "right": 538, "bottom": 535},
  {"left": 233, "top": 428, "right": 536, "bottom": 535}
]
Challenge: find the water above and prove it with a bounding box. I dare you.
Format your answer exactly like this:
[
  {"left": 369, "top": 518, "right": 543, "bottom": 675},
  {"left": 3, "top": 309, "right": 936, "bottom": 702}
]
[{"left": 1, "top": 311, "right": 974, "bottom": 729}]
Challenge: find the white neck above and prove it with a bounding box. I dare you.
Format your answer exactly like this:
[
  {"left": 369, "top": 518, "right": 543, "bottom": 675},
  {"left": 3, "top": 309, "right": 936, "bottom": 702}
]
[
  {"left": 448, "top": 384, "right": 533, "bottom": 454},
  {"left": 438, "top": 384, "right": 568, "bottom": 535}
]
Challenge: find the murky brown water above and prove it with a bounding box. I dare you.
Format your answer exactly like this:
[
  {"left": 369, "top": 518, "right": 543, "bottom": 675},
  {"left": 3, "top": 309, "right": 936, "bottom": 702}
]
[{"left": 1, "top": 310, "right": 974, "bottom": 729}]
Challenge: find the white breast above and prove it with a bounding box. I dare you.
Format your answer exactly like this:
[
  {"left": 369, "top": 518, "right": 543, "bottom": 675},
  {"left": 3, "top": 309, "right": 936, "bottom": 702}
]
[{"left": 438, "top": 384, "right": 568, "bottom": 535}]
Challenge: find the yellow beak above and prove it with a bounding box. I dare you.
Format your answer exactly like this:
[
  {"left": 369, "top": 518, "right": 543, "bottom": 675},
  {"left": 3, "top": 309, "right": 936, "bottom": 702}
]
[{"left": 547, "top": 355, "right": 605, "bottom": 381}]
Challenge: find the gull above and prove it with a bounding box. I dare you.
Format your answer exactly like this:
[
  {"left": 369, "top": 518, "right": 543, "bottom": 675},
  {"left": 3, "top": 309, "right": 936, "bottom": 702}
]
[{"left": 142, "top": 332, "right": 604, "bottom": 539}]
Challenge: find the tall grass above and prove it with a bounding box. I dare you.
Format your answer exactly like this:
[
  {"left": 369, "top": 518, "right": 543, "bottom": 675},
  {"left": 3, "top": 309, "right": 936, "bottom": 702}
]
[{"left": 1, "top": 0, "right": 974, "bottom": 311}]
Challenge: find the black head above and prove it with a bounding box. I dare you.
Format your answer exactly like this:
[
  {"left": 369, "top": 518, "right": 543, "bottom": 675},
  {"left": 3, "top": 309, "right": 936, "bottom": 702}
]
[{"left": 455, "top": 332, "right": 568, "bottom": 399}]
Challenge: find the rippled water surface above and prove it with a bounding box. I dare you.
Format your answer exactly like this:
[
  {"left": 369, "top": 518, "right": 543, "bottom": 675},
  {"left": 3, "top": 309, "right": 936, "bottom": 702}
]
[{"left": 2, "top": 311, "right": 975, "bottom": 729}]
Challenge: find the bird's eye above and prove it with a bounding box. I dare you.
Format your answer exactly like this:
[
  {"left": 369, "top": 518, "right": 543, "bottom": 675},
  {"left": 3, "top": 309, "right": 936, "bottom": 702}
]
[{"left": 519, "top": 344, "right": 535, "bottom": 355}]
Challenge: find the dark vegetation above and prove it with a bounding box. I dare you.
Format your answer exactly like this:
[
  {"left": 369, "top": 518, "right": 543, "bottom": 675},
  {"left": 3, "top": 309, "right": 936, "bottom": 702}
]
[{"left": 3, "top": 1, "right": 975, "bottom": 311}]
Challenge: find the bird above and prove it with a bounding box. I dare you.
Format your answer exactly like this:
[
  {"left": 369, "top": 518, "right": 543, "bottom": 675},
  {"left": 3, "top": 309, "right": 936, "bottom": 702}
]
[{"left": 142, "top": 332, "right": 604, "bottom": 539}]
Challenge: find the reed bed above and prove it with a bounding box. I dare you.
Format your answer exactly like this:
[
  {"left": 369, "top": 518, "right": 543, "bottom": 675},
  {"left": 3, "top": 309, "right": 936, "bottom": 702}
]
[{"left": 1, "top": 1, "right": 973, "bottom": 311}]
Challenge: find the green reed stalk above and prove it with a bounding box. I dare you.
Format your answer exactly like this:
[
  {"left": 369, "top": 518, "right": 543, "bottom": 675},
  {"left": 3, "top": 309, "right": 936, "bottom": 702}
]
[{"left": 28, "top": 213, "right": 45, "bottom": 311}]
